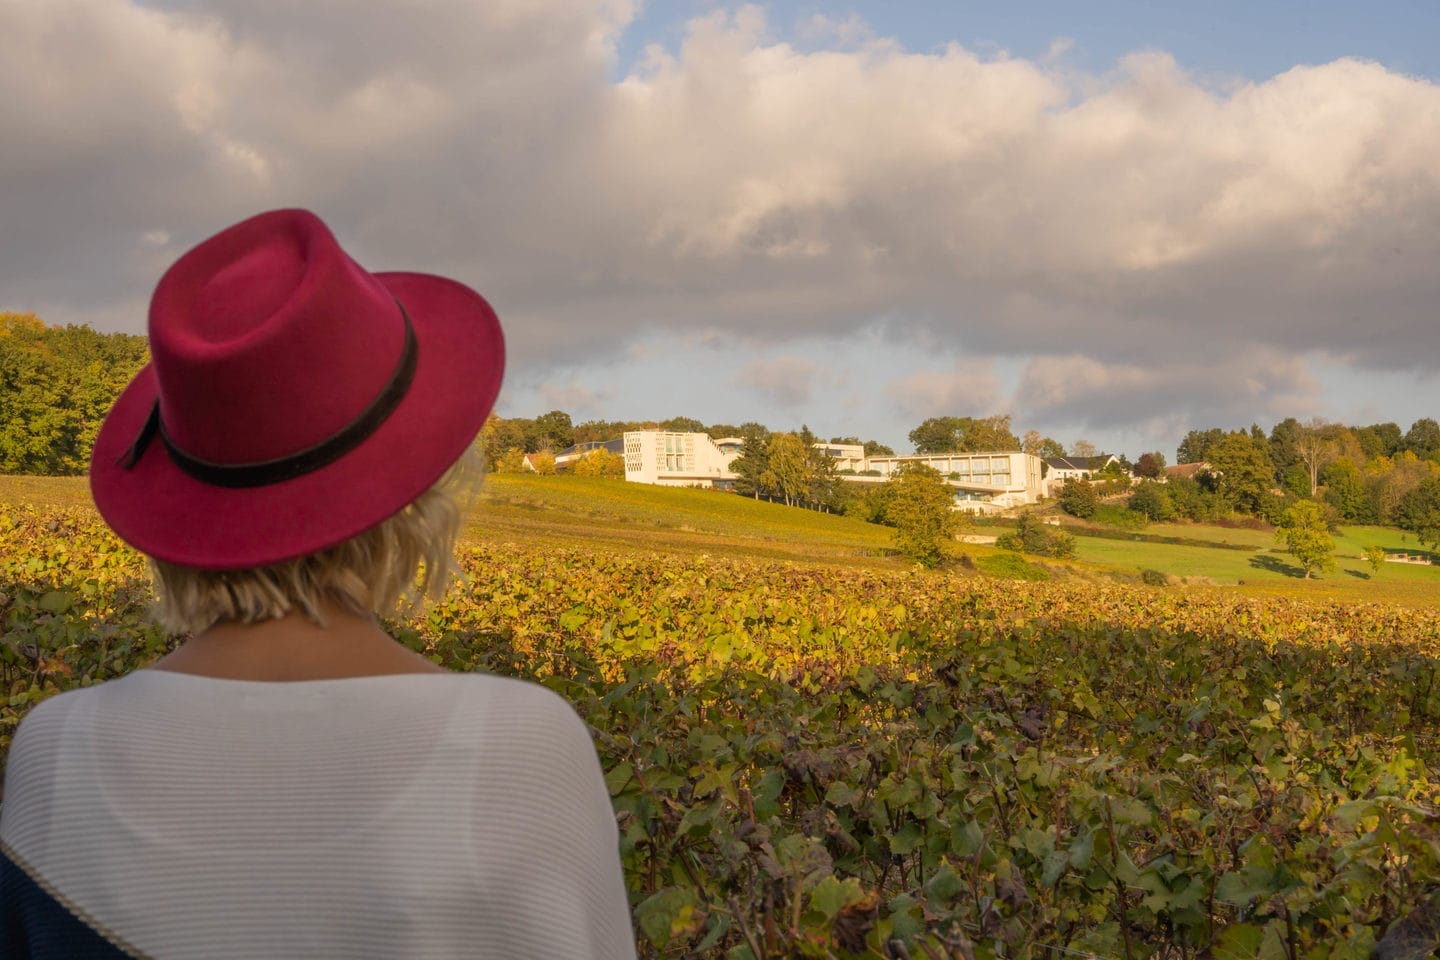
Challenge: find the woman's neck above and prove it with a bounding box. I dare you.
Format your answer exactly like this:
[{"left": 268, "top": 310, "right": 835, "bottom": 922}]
[{"left": 148, "top": 604, "right": 445, "bottom": 681}]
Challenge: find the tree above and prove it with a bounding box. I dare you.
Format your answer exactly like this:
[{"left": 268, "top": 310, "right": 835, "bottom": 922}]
[
  {"left": 1057, "top": 477, "right": 1099, "bottom": 519},
  {"left": 1166, "top": 474, "right": 1226, "bottom": 521},
  {"left": 1133, "top": 452, "right": 1166, "bottom": 479},
  {"left": 527, "top": 450, "right": 557, "bottom": 475},
  {"left": 863, "top": 439, "right": 896, "bottom": 458},
  {"left": 479, "top": 415, "right": 530, "bottom": 468},
  {"left": 572, "top": 448, "right": 625, "bottom": 477},
  {"left": 1208, "top": 432, "right": 1275, "bottom": 515},
  {"left": 1022, "top": 430, "right": 1065, "bottom": 459},
  {"left": 730, "top": 422, "right": 772, "bottom": 499},
  {"left": 1403, "top": 418, "right": 1440, "bottom": 461},
  {"left": 1321, "top": 457, "right": 1369, "bottom": 521},
  {"left": 1397, "top": 475, "right": 1440, "bottom": 549},
  {"left": 1366, "top": 452, "right": 1432, "bottom": 524},
  {"left": 799, "top": 424, "right": 840, "bottom": 510},
  {"left": 1070, "top": 439, "right": 1097, "bottom": 458},
  {"left": 1364, "top": 545, "right": 1387, "bottom": 574},
  {"left": 1292, "top": 418, "right": 1339, "bottom": 497},
  {"left": 660, "top": 415, "right": 706, "bottom": 434},
  {"left": 1176, "top": 428, "right": 1224, "bottom": 464},
  {"left": 1364, "top": 422, "right": 1404, "bottom": 458},
  {"left": 1128, "top": 482, "right": 1174, "bottom": 521},
  {"left": 1274, "top": 499, "right": 1336, "bottom": 578},
  {"left": 495, "top": 446, "right": 528, "bottom": 473},
  {"left": 1268, "top": 417, "right": 1303, "bottom": 485},
  {"left": 529, "top": 410, "right": 574, "bottom": 452},
  {"left": 0, "top": 314, "right": 149, "bottom": 474},
  {"left": 1281, "top": 463, "right": 1312, "bottom": 500},
  {"left": 761, "top": 432, "right": 811, "bottom": 507},
  {"left": 909, "top": 415, "right": 1019, "bottom": 454},
  {"left": 909, "top": 416, "right": 965, "bottom": 454},
  {"left": 885, "top": 464, "right": 962, "bottom": 567},
  {"left": 968, "top": 415, "right": 1021, "bottom": 451}
]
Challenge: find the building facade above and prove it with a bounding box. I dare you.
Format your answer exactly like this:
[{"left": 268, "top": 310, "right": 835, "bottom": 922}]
[
  {"left": 606, "top": 431, "right": 1045, "bottom": 512},
  {"left": 859, "top": 451, "right": 1046, "bottom": 512},
  {"left": 622, "top": 431, "right": 739, "bottom": 488}
]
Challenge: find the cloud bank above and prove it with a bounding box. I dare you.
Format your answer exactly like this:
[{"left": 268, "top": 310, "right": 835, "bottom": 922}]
[{"left": 2, "top": 1, "right": 1437, "bottom": 439}]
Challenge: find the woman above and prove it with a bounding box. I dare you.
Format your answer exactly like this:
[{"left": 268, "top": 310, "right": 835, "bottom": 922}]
[{"left": 0, "top": 210, "right": 636, "bottom": 958}]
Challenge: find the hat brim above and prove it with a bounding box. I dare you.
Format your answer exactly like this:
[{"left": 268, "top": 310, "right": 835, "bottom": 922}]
[{"left": 90, "top": 272, "right": 503, "bottom": 571}]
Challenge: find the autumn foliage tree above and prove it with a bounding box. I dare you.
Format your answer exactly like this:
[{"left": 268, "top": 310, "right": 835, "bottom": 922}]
[
  {"left": 0, "top": 313, "right": 149, "bottom": 474},
  {"left": 884, "top": 464, "right": 962, "bottom": 567},
  {"left": 1274, "top": 499, "right": 1336, "bottom": 578},
  {"left": 572, "top": 448, "right": 625, "bottom": 477}
]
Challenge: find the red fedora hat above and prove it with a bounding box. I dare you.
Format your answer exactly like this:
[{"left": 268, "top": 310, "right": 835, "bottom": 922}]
[{"left": 89, "top": 209, "right": 504, "bottom": 570}]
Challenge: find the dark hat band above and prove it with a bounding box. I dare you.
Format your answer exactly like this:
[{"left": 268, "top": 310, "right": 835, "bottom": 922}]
[{"left": 119, "top": 301, "right": 419, "bottom": 489}]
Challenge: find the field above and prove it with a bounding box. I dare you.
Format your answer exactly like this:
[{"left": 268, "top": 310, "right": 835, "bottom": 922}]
[{"left": 2, "top": 475, "right": 1439, "bottom": 958}]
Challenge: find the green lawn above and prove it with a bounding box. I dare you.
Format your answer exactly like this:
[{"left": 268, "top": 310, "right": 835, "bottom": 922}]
[{"left": 1067, "top": 517, "right": 1439, "bottom": 606}]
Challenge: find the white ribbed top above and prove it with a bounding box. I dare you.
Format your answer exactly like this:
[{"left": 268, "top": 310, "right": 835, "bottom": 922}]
[{"left": 1, "top": 670, "right": 636, "bottom": 959}]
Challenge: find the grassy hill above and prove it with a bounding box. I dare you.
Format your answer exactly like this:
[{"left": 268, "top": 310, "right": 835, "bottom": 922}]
[
  {"left": 5, "top": 473, "right": 1438, "bottom": 606},
  {"left": 466, "top": 474, "right": 896, "bottom": 565}
]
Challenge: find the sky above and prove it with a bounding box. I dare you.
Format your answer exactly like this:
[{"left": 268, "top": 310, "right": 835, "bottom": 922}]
[{"left": 2, "top": 1, "right": 1438, "bottom": 460}]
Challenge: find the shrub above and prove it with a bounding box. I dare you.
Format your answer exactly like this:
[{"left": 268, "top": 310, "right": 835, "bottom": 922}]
[
  {"left": 1140, "top": 568, "right": 1170, "bottom": 586},
  {"left": 1058, "top": 478, "right": 1099, "bottom": 518},
  {"left": 1091, "top": 503, "right": 1146, "bottom": 529},
  {"left": 572, "top": 448, "right": 625, "bottom": 477},
  {"left": 1128, "top": 482, "right": 1174, "bottom": 522},
  {"left": 997, "top": 514, "right": 1076, "bottom": 559}
]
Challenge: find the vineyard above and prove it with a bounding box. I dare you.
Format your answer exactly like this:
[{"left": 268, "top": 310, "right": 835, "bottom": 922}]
[{"left": 3, "top": 499, "right": 1440, "bottom": 958}]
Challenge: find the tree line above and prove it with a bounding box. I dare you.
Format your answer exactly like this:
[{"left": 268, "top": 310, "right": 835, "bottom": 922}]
[
  {"left": 0, "top": 313, "right": 149, "bottom": 474},
  {"left": 1171, "top": 420, "right": 1437, "bottom": 520}
]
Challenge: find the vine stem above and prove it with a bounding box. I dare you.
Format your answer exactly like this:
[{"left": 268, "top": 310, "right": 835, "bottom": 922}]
[{"left": 1104, "top": 799, "right": 1135, "bottom": 960}]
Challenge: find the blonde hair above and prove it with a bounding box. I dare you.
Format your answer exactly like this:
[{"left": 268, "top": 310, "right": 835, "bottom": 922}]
[{"left": 148, "top": 446, "right": 483, "bottom": 635}]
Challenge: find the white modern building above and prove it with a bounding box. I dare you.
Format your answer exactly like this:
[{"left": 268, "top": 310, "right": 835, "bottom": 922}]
[
  {"left": 858, "top": 451, "right": 1046, "bottom": 513},
  {"left": 813, "top": 441, "right": 867, "bottom": 472},
  {"left": 612, "top": 431, "right": 1045, "bottom": 513},
  {"left": 622, "top": 431, "right": 739, "bottom": 488}
]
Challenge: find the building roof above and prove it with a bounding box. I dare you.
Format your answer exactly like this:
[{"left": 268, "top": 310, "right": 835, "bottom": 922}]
[
  {"left": 556, "top": 438, "right": 625, "bottom": 458},
  {"left": 1043, "top": 455, "right": 1115, "bottom": 472},
  {"left": 1165, "top": 462, "right": 1209, "bottom": 479}
]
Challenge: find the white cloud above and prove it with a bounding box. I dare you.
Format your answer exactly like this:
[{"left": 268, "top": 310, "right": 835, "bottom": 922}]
[
  {"left": 885, "top": 360, "right": 1004, "bottom": 420},
  {"left": 1, "top": 2, "right": 1437, "bottom": 440},
  {"left": 735, "top": 355, "right": 819, "bottom": 406},
  {"left": 539, "top": 382, "right": 611, "bottom": 415},
  {"left": 1014, "top": 352, "right": 1322, "bottom": 429}
]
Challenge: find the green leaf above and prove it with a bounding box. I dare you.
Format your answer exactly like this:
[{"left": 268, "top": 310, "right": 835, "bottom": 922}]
[
  {"left": 1041, "top": 850, "right": 1068, "bottom": 888},
  {"left": 603, "top": 762, "right": 634, "bottom": 796},
  {"left": 1209, "top": 923, "right": 1264, "bottom": 959},
  {"left": 924, "top": 863, "right": 965, "bottom": 904},
  {"left": 635, "top": 886, "right": 699, "bottom": 948},
  {"left": 887, "top": 893, "right": 926, "bottom": 941},
  {"left": 825, "top": 780, "right": 863, "bottom": 808},
  {"left": 809, "top": 875, "right": 864, "bottom": 921},
  {"left": 38, "top": 590, "right": 72, "bottom": 614}
]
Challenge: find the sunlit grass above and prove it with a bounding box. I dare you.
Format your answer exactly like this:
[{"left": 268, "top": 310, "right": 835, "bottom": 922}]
[{"left": 5, "top": 473, "right": 1436, "bottom": 604}]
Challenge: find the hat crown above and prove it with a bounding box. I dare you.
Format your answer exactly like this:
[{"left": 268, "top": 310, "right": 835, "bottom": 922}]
[{"left": 148, "top": 210, "right": 406, "bottom": 465}]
